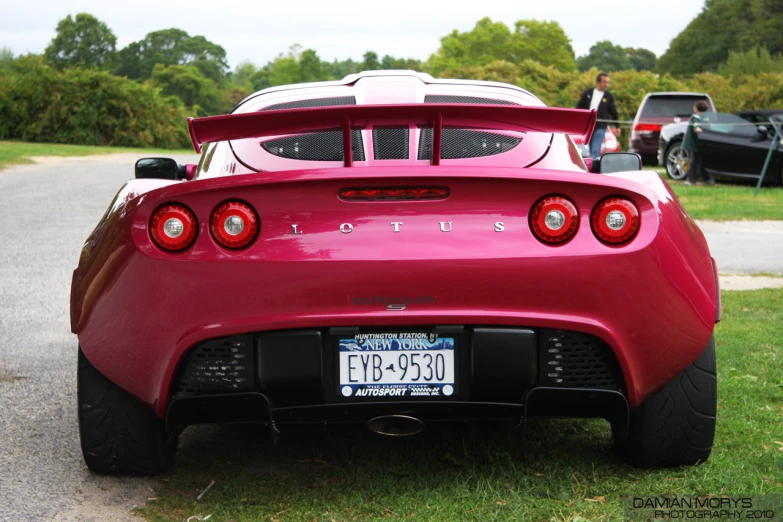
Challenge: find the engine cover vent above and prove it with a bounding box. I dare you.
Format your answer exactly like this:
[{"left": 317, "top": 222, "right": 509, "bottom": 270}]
[{"left": 373, "top": 127, "right": 410, "bottom": 160}]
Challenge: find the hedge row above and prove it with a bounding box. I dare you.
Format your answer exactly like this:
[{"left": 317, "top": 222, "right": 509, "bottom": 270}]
[
  {"left": 0, "top": 57, "right": 190, "bottom": 148},
  {"left": 1, "top": 57, "right": 782, "bottom": 150}
]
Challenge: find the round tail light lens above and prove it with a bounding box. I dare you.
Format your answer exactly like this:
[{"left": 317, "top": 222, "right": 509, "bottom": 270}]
[
  {"left": 150, "top": 204, "right": 198, "bottom": 251},
  {"left": 211, "top": 201, "right": 259, "bottom": 249},
  {"left": 591, "top": 197, "right": 640, "bottom": 244},
  {"left": 530, "top": 196, "right": 579, "bottom": 244}
]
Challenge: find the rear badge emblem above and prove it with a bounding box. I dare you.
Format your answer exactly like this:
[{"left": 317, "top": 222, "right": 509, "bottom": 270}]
[
  {"left": 387, "top": 304, "right": 407, "bottom": 311},
  {"left": 289, "top": 222, "right": 506, "bottom": 234}
]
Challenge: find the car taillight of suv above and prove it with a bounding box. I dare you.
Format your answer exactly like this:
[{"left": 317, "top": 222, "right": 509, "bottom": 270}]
[{"left": 628, "top": 93, "right": 715, "bottom": 165}]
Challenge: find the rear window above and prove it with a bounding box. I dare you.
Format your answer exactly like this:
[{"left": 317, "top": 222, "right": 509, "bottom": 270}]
[{"left": 640, "top": 95, "right": 712, "bottom": 118}]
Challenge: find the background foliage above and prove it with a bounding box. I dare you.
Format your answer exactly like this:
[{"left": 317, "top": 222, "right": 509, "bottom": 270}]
[
  {"left": 1, "top": 5, "right": 783, "bottom": 149},
  {"left": 0, "top": 56, "right": 190, "bottom": 148}
]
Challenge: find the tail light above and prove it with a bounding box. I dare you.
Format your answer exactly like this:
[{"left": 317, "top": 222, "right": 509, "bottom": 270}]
[
  {"left": 632, "top": 123, "right": 662, "bottom": 140},
  {"left": 150, "top": 204, "right": 198, "bottom": 252},
  {"left": 530, "top": 196, "right": 579, "bottom": 244},
  {"left": 210, "top": 201, "right": 259, "bottom": 249},
  {"left": 634, "top": 123, "right": 663, "bottom": 132},
  {"left": 591, "top": 197, "right": 640, "bottom": 244}
]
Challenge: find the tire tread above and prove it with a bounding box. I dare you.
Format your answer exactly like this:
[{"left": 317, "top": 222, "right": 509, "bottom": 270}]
[
  {"left": 617, "top": 337, "right": 717, "bottom": 468},
  {"left": 78, "top": 348, "right": 176, "bottom": 475}
]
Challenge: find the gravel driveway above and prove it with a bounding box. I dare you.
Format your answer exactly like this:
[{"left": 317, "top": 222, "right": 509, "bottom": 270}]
[{"left": 0, "top": 155, "right": 780, "bottom": 521}]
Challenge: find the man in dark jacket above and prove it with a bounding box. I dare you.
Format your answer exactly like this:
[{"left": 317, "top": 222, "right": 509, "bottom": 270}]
[{"left": 575, "top": 72, "right": 619, "bottom": 159}]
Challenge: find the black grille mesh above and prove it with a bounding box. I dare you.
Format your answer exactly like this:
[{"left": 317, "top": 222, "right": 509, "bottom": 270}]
[
  {"left": 262, "top": 130, "right": 365, "bottom": 161},
  {"left": 373, "top": 128, "right": 409, "bottom": 160},
  {"left": 418, "top": 128, "right": 522, "bottom": 160},
  {"left": 538, "top": 330, "right": 623, "bottom": 390},
  {"left": 424, "top": 95, "right": 520, "bottom": 106},
  {"left": 173, "top": 336, "right": 255, "bottom": 397},
  {"left": 262, "top": 96, "right": 356, "bottom": 111},
  {"left": 260, "top": 96, "right": 365, "bottom": 162}
]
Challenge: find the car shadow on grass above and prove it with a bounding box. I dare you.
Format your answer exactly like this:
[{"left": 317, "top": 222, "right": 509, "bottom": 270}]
[{"left": 150, "top": 417, "right": 644, "bottom": 520}]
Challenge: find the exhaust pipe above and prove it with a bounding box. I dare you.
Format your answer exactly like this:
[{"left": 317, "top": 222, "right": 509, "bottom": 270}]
[{"left": 367, "top": 415, "right": 425, "bottom": 436}]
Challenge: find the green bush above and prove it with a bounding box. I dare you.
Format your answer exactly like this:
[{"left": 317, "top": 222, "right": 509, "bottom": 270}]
[{"left": 0, "top": 56, "right": 190, "bottom": 148}]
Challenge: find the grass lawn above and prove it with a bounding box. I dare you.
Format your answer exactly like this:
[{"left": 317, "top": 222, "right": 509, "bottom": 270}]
[
  {"left": 139, "top": 289, "right": 783, "bottom": 522},
  {"left": 649, "top": 169, "right": 783, "bottom": 221},
  {"left": 0, "top": 141, "right": 190, "bottom": 171}
]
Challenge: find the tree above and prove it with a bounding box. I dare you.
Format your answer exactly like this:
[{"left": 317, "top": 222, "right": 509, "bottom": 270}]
[
  {"left": 328, "top": 58, "right": 359, "bottom": 79},
  {"left": 426, "top": 17, "right": 576, "bottom": 76},
  {"left": 230, "top": 60, "right": 257, "bottom": 90},
  {"left": 299, "top": 49, "right": 325, "bottom": 82},
  {"left": 718, "top": 46, "right": 783, "bottom": 75},
  {"left": 513, "top": 20, "right": 576, "bottom": 72},
  {"left": 148, "top": 63, "right": 224, "bottom": 115},
  {"left": 656, "top": 0, "right": 778, "bottom": 74},
  {"left": 359, "top": 51, "right": 381, "bottom": 71},
  {"left": 577, "top": 41, "right": 631, "bottom": 72},
  {"left": 625, "top": 48, "right": 657, "bottom": 71},
  {"left": 44, "top": 13, "right": 116, "bottom": 69},
  {"left": 380, "top": 55, "right": 422, "bottom": 70},
  {"left": 115, "top": 29, "right": 228, "bottom": 82},
  {"left": 0, "top": 47, "right": 15, "bottom": 74}
]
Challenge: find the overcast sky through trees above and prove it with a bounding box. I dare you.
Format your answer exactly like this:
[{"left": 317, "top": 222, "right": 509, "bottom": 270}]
[{"left": 2, "top": 0, "right": 705, "bottom": 68}]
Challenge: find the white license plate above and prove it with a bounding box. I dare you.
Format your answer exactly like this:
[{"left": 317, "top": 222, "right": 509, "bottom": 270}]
[{"left": 338, "top": 332, "right": 455, "bottom": 398}]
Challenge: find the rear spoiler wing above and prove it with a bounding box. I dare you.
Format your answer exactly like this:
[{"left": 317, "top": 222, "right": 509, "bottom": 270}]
[{"left": 187, "top": 103, "right": 597, "bottom": 166}]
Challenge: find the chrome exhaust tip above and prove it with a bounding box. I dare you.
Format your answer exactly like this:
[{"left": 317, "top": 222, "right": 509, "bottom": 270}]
[{"left": 367, "top": 415, "right": 425, "bottom": 436}]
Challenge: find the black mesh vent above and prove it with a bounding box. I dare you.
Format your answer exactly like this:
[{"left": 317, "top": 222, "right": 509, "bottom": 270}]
[
  {"left": 173, "top": 336, "right": 255, "bottom": 397},
  {"left": 418, "top": 128, "right": 522, "bottom": 160},
  {"left": 262, "top": 96, "right": 356, "bottom": 111},
  {"left": 259, "top": 97, "right": 364, "bottom": 162},
  {"left": 424, "top": 95, "right": 519, "bottom": 106},
  {"left": 262, "top": 130, "right": 365, "bottom": 161},
  {"left": 538, "top": 330, "right": 623, "bottom": 391},
  {"left": 373, "top": 128, "right": 409, "bottom": 160}
]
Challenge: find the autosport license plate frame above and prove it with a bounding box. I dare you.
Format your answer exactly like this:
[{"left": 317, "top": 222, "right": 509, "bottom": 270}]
[{"left": 336, "top": 331, "right": 459, "bottom": 400}]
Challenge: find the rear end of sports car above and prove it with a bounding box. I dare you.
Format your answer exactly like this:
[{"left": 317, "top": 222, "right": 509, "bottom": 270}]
[{"left": 72, "top": 72, "right": 719, "bottom": 475}]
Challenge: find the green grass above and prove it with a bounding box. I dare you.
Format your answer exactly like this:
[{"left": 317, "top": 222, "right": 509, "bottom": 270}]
[
  {"left": 139, "top": 289, "right": 783, "bottom": 522},
  {"left": 649, "top": 169, "right": 783, "bottom": 221},
  {"left": 0, "top": 141, "right": 190, "bottom": 171}
]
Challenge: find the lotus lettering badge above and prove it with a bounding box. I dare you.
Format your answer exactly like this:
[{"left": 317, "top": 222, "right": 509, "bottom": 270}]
[{"left": 289, "top": 221, "right": 507, "bottom": 234}]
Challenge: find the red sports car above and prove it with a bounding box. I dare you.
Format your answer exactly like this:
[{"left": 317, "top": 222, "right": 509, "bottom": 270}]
[{"left": 72, "top": 71, "right": 719, "bottom": 475}]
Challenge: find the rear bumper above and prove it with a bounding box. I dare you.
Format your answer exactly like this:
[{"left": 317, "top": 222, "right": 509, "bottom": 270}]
[
  {"left": 73, "top": 169, "right": 718, "bottom": 414},
  {"left": 629, "top": 138, "right": 659, "bottom": 158},
  {"left": 164, "top": 326, "right": 629, "bottom": 436}
]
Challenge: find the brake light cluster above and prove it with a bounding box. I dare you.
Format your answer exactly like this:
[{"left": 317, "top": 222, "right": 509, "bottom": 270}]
[
  {"left": 149, "top": 200, "right": 259, "bottom": 252},
  {"left": 530, "top": 195, "right": 640, "bottom": 246}
]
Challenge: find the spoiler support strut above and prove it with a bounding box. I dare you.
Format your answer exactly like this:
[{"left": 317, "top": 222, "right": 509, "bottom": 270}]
[{"left": 342, "top": 116, "right": 352, "bottom": 167}]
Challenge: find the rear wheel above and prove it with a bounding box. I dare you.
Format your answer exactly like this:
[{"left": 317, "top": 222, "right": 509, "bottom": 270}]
[
  {"left": 614, "top": 337, "right": 717, "bottom": 468},
  {"left": 78, "top": 347, "right": 177, "bottom": 475},
  {"left": 665, "top": 140, "right": 688, "bottom": 180}
]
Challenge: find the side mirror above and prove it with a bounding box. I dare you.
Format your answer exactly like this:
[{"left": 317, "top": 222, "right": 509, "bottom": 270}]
[
  {"left": 598, "top": 152, "right": 642, "bottom": 174},
  {"left": 135, "top": 158, "right": 188, "bottom": 180},
  {"left": 757, "top": 125, "right": 770, "bottom": 137}
]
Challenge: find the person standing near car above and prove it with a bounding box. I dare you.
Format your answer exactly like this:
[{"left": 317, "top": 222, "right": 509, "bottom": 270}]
[
  {"left": 682, "top": 100, "right": 714, "bottom": 185},
  {"left": 576, "top": 72, "right": 619, "bottom": 160}
]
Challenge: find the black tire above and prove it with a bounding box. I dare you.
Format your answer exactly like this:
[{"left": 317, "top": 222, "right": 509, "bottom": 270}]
[
  {"left": 78, "top": 347, "right": 177, "bottom": 475},
  {"left": 664, "top": 140, "right": 689, "bottom": 181},
  {"left": 614, "top": 337, "right": 717, "bottom": 468}
]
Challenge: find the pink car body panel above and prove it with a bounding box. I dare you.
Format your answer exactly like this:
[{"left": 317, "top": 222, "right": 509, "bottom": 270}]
[{"left": 72, "top": 72, "right": 718, "bottom": 419}]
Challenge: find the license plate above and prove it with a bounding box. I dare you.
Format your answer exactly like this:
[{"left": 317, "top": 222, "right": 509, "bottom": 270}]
[{"left": 338, "top": 332, "right": 455, "bottom": 398}]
